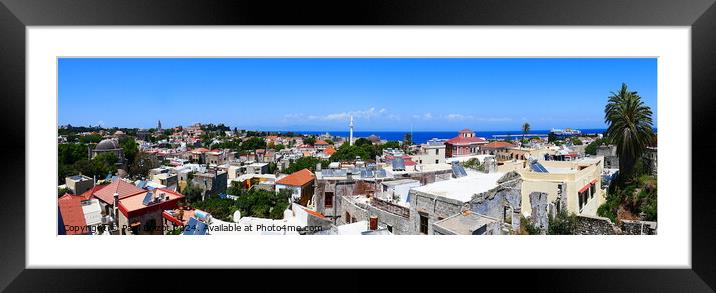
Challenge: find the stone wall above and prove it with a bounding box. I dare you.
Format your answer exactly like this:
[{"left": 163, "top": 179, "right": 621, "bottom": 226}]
[
  {"left": 410, "top": 190, "right": 464, "bottom": 235},
  {"left": 529, "top": 192, "right": 549, "bottom": 233},
  {"left": 340, "top": 195, "right": 415, "bottom": 234},
  {"left": 621, "top": 220, "right": 657, "bottom": 235},
  {"left": 574, "top": 215, "right": 618, "bottom": 235},
  {"left": 469, "top": 171, "right": 523, "bottom": 232}
]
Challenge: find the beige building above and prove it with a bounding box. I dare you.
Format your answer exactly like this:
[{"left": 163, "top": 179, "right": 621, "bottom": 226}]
[
  {"left": 65, "top": 174, "right": 94, "bottom": 195},
  {"left": 412, "top": 139, "right": 447, "bottom": 165},
  {"left": 518, "top": 157, "right": 605, "bottom": 217}
]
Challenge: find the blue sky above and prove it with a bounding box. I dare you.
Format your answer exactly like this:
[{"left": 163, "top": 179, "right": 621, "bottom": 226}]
[{"left": 58, "top": 58, "right": 657, "bottom": 131}]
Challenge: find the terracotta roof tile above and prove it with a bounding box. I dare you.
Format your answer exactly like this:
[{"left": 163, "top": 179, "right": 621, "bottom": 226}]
[
  {"left": 92, "top": 180, "right": 145, "bottom": 205},
  {"left": 446, "top": 136, "right": 487, "bottom": 145},
  {"left": 324, "top": 147, "right": 336, "bottom": 155},
  {"left": 276, "top": 168, "right": 315, "bottom": 187},
  {"left": 58, "top": 194, "right": 90, "bottom": 235},
  {"left": 482, "top": 141, "right": 515, "bottom": 149},
  {"left": 303, "top": 207, "right": 326, "bottom": 219},
  {"left": 118, "top": 188, "right": 184, "bottom": 215}
]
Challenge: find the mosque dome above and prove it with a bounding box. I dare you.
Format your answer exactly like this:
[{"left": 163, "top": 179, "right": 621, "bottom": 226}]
[{"left": 95, "top": 138, "right": 120, "bottom": 151}]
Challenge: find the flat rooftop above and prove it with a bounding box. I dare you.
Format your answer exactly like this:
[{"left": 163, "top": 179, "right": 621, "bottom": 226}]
[
  {"left": 445, "top": 154, "right": 494, "bottom": 164},
  {"left": 433, "top": 211, "right": 499, "bottom": 235},
  {"left": 412, "top": 172, "right": 504, "bottom": 202},
  {"left": 67, "top": 175, "right": 92, "bottom": 182},
  {"left": 382, "top": 179, "right": 420, "bottom": 187}
]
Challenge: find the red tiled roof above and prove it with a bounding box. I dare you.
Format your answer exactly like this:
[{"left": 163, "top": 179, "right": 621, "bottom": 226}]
[
  {"left": 324, "top": 147, "right": 336, "bottom": 155},
  {"left": 118, "top": 188, "right": 185, "bottom": 218},
  {"left": 92, "top": 180, "right": 145, "bottom": 205},
  {"left": 482, "top": 141, "right": 515, "bottom": 149},
  {"left": 58, "top": 193, "right": 92, "bottom": 235},
  {"left": 191, "top": 147, "right": 210, "bottom": 153},
  {"left": 276, "top": 168, "right": 315, "bottom": 187},
  {"left": 78, "top": 185, "right": 107, "bottom": 199},
  {"left": 446, "top": 136, "right": 487, "bottom": 145},
  {"left": 314, "top": 140, "right": 329, "bottom": 145},
  {"left": 459, "top": 128, "right": 473, "bottom": 133},
  {"left": 404, "top": 159, "right": 417, "bottom": 166},
  {"left": 303, "top": 207, "right": 326, "bottom": 219}
]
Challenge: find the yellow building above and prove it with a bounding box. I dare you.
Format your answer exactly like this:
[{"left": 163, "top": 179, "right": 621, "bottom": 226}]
[{"left": 517, "top": 157, "right": 605, "bottom": 217}]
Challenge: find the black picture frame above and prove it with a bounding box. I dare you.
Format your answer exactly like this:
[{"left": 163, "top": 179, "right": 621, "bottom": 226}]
[{"left": 1, "top": 0, "right": 714, "bottom": 291}]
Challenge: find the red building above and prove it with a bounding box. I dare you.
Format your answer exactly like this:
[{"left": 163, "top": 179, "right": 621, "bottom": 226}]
[
  {"left": 445, "top": 129, "right": 488, "bottom": 157},
  {"left": 117, "top": 188, "right": 185, "bottom": 235}
]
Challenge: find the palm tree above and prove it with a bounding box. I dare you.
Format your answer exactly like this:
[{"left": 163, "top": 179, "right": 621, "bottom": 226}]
[
  {"left": 521, "top": 122, "right": 530, "bottom": 146},
  {"left": 604, "top": 83, "right": 655, "bottom": 177}
]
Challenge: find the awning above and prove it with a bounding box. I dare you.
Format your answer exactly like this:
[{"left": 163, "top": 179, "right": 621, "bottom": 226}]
[{"left": 579, "top": 184, "right": 591, "bottom": 193}]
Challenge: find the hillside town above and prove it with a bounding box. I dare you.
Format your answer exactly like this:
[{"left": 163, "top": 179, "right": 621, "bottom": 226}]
[{"left": 58, "top": 84, "right": 658, "bottom": 236}]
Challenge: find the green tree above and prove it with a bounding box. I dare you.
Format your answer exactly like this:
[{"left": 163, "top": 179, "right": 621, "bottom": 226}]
[
  {"left": 402, "top": 133, "right": 413, "bottom": 149},
  {"left": 191, "top": 195, "right": 238, "bottom": 221},
  {"left": 547, "top": 210, "right": 577, "bottom": 235},
  {"left": 241, "top": 137, "right": 267, "bottom": 151},
  {"left": 303, "top": 136, "right": 316, "bottom": 146},
  {"left": 604, "top": 83, "right": 655, "bottom": 177},
  {"left": 463, "top": 158, "right": 485, "bottom": 172},
  {"left": 267, "top": 162, "right": 278, "bottom": 174},
  {"left": 548, "top": 132, "right": 557, "bottom": 143},
  {"left": 119, "top": 136, "right": 139, "bottom": 165},
  {"left": 58, "top": 187, "right": 71, "bottom": 197},
  {"left": 381, "top": 140, "right": 400, "bottom": 150},
  {"left": 520, "top": 216, "right": 541, "bottom": 235},
  {"left": 183, "top": 180, "right": 204, "bottom": 203},
  {"left": 570, "top": 137, "right": 583, "bottom": 145},
  {"left": 521, "top": 122, "right": 530, "bottom": 146},
  {"left": 585, "top": 138, "right": 606, "bottom": 155},
  {"left": 79, "top": 134, "right": 102, "bottom": 144},
  {"left": 58, "top": 143, "right": 89, "bottom": 165},
  {"left": 273, "top": 144, "right": 286, "bottom": 151},
  {"left": 129, "top": 152, "right": 160, "bottom": 178},
  {"left": 354, "top": 138, "right": 371, "bottom": 146},
  {"left": 330, "top": 144, "right": 370, "bottom": 162},
  {"left": 285, "top": 156, "right": 321, "bottom": 174},
  {"left": 94, "top": 152, "right": 118, "bottom": 168}
]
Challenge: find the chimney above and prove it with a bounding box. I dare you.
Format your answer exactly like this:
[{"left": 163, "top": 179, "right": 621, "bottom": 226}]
[
  {"left": 369, "top": 216, "right": 378, "bottom": 230},
  {"left": 113, "top": 192, "right": 119, "bottom": 228}
]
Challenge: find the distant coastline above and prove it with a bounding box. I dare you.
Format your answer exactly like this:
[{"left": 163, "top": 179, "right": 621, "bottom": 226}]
[
  {"left": 278, "top": 128, "right": 658, "bottom": 145},
  {"left": 278, "top": 129, "right": 596, "bottom": 144}
]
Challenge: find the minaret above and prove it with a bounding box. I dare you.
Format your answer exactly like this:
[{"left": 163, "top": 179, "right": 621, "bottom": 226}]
[
  {"left": 349, "top": 115, "right": 354, "bottom": 146},
  {"left": 157, "top": 120, "right": 162, "bottom": 131}
]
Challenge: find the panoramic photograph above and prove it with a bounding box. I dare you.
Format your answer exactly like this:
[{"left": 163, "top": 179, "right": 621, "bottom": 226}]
[{"left": 57, "top": 58, "right": 657, "bottom": 236}]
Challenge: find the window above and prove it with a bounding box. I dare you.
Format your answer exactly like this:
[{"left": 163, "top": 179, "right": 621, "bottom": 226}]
[
  {"left": 325, "top": 192, "right": 334, "bottom": 208},
  {"left": 435, "top": 159, "right": 439, "bottom": 164},
  {"left": 387, "top": 225, "right": 393, "bottom": 233},
  {"left": 345, "top": 211, "right": 351, "bottom": 223},
  {"left": 435, "top": 149, "right": 439, "bottom": 155},
  {"left": 419, "top": 214, "right": 429, "bottom": 234}
]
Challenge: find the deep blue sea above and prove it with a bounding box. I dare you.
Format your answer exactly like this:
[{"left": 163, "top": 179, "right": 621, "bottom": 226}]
[{"left": 279, "top": 128, "right": 634, "bottom": 144}]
